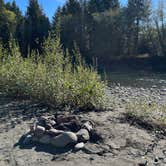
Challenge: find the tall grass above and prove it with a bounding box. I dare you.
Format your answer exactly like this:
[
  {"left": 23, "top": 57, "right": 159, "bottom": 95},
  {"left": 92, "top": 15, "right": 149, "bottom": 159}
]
[
  {"left": 0, "top": 38, "right": 107, "bottom": 109},
  {"left": 125, "top": 100, "right": 166, "bottom": 125}
]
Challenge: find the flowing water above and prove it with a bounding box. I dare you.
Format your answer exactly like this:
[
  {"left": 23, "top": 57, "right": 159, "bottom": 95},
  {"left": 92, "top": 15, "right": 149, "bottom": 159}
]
[{"left": 106, "top": 71, "right": 166, "bottom": 89}]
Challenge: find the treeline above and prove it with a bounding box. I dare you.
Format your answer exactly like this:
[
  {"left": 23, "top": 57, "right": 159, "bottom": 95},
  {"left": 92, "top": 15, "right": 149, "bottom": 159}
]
[
  {"left": 0, "top": 0, "right": 49, "bottom": 56},
  {"left": 0, "top": 0, "right": 166, "bottom": 66}
]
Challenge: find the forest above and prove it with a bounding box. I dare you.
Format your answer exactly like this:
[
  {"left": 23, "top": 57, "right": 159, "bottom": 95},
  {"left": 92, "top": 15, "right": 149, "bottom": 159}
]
[{"left": 0, "top": 0, "right": 166, "bottom": 68}]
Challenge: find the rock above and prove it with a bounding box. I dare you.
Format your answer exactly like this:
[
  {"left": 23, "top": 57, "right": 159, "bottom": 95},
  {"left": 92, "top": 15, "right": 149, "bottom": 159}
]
[
  {"left": 138, "top": 159, "right": 148, "bottom": 166},
  {"left": 76, "top": 129, "right": 90, "bottom": 142},
  {"left": 90, "top": 129, "right": 104, "bottom": 143},
  {"left": 51, "top": 132, "right": 78, "bottom": 148},
  {"left": 56, "top": 120, "right": 81, "bottom": 132},
  {"left": 74, "top": 142, "right": 85, "bottom": 151},
  {"left": 45, "top": 122, "right": 52, "bottom": 130},
  {"left": 23, "top": 134, "right": 32, "bottom": 145},
  {"left": 34, "top": 125, "right": 45, "bottom": 136},
  {"left": 83, "top": 143, "right": 105, "bottom": 155},
  {"left": 56, "top": 115, "right": 77, "bottom": 124},
  {"left": 29, "top": 121, "right": 37, "bottom": 133},
  {"left": 152, "top": 85, "right": 157, "bottom": 88},
  {"left": 82, "top": 121, "right": 93, "bottom": 132},
  {"left": 32, "top": 136, "right": 39, "bottom": 142},
  {"left": 161, "top": 88, "right": 166, "bottom": 92},
  {"left": 38, "top": 116, "right": 48, "bottom": 125},
  {"left": 47, "top": 128, "right": 64, "bottom": 136},
  {"left": 39, "top": 134, "right": 51, "bottom": 144},
  {"left": 40, "top": 116, "right": 49, "bottom": 121},
  {"left": 49, "top": 120, "right": 56, "bottom": 126},
  {"left": 163, "top": 158, "right": 166, "bottom": 163}
]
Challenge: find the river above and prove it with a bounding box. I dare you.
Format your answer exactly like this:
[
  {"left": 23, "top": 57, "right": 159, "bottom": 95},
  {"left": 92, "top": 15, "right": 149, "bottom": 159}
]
[{"left": 106, "top": 71, "right": 166, "bottom": 89}]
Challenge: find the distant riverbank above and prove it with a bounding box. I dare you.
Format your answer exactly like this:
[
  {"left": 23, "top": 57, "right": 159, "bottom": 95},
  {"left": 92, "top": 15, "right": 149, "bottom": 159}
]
[{"left": 102, "top": 56, "right": 166, "bottom": 72}]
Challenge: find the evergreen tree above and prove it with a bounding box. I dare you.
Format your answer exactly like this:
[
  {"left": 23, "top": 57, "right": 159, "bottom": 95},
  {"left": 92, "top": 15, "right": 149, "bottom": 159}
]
[
  {"left": 88, "top": 0, "right": 119, "bottom": 13},
  {"left": 0, "top": 0, "right": 17, "bottom": 48},
  {"left": 126, "top": 0, "right": 151, "bottom": 55},
  {"left": 0, "top": 0, "right": 4, "bottom": 9},
  {"left": 65, "top": 0, "right": 81, "bottom": 15},
  {"left": 5, "top": 1, "right": 24, "bottom": 47},
  {"left": 24, "top": 0, "right": 50, "bottom": 55},
  {"left": 52, "top": 7, "right": 62, "bottom": 37},
  {"left": 154, "top": 0, "right": 166, "bottom": 56}
]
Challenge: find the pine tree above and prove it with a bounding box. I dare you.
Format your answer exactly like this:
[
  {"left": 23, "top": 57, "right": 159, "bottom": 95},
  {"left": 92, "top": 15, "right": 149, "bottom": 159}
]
[
  {"left": 24, "top": 0, "right": 50, "bottom": 55},
  {"left": 0, "top": 0, "right": 17, "bottom": 48},
  {"left": 88, "top": 0, "right": 101, "bottom": 13},
  {"left": 101, "top": 0, "right": 120, "bottom": 11},
  {"left": 52, "top": 7, "right": 62, "bottom": 38},
  {"left": 65, "top": 0, "right": 81, "bottom": 15},
  {"left": 126, "top": 0, "right": 151, "bottom": 55},
  {"left": 88, "top": 0, "right": 119, "bottom": 13}
]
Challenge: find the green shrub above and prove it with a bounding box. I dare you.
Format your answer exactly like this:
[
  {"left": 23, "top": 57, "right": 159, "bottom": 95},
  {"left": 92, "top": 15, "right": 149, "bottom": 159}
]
[{"left": 0, "top": 38, "right": 107, "bottom": 109}]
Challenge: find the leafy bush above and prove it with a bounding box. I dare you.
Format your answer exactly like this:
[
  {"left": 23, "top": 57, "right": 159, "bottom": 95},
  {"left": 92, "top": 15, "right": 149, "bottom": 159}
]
[{"left": 0, "top": 38, "right": 107, "bottom": 109}]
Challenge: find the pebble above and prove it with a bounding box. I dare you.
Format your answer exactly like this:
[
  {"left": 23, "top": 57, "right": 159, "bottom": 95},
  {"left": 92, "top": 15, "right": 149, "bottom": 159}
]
[
  {"left": 138, "top": 159, "right": 148, "bottom": 166},
  {"left": 74, "top": 142, "right": 85, "bottom": 150},
  {"left": 161, "top": 88, "right": 166, "bottom": 92}
]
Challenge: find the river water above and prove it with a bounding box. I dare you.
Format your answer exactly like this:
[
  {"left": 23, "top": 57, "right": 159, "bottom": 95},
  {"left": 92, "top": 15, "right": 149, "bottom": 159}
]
[{"left": 107, "top": 72, "right": 166, "bottom": 89}]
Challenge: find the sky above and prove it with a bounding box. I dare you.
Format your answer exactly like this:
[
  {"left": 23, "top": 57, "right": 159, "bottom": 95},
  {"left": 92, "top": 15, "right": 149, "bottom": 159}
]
[{"left": 4, "top": 0, "right": 156, "bottom": 21}]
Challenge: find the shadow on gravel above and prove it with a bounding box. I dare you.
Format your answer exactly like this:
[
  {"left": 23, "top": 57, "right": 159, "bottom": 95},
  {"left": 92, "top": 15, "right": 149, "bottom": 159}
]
[
  {"left": 0, "top": 96, "right": 50, "bottom": 123},
  {"left": 122, "top": 113, "right": 166, "bottom": 138},
  {"left": 14, "top": 134, "right": 73, "bottom": 155}
]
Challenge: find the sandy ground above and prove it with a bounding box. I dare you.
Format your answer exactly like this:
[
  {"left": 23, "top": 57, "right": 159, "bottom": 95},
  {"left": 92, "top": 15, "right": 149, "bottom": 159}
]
[{"left": 0, "top": 93, "right": 166, "bottom": 166}]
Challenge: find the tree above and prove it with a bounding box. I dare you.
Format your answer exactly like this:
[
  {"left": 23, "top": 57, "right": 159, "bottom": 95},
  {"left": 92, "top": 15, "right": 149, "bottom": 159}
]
[
  {"left": 24, "top": 0, "right": 50, "bottom": 55},
  {"left": 5, "top": 1, "right": 24, "bottom": 51},
  {"left": 88, "top": 0, "right": 119, "bottom": 13},
  {"left": 0, "top": 0, "right": 17, "bottom": 48},
  {"left": 154, "top": 0, "right": 166, "bottom": 56},
  {"left": 65, "top": 0, "right": 81, "bottom": 15},
  {"left": 0, "top": 0, "right": 4, "bottom": 9},
  {"left": 126, "top": 0, "right": 151, "bottom": 55},
  {"left": 57, "top": 0, "right": 81, "bottom": 56},
  {"left": 52, "top": 7, "right": 62, "bottom": 38}
]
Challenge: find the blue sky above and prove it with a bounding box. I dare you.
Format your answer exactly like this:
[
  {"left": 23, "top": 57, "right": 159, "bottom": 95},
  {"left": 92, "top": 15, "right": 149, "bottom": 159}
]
[
  {"left": 4, "top": 0, "right": 156, "bottom": 20},
  {"left": 4, "top": 0, "right": 67, "bottom": 20}
]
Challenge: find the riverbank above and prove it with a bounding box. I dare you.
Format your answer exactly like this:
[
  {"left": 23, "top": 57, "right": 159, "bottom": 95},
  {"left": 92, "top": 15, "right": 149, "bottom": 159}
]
[
  {"left": 0, "top": 84, "right": 166, "bottom": 166},
  {"left": 102, "top": 56, "right": 166, "bottom": 72}
]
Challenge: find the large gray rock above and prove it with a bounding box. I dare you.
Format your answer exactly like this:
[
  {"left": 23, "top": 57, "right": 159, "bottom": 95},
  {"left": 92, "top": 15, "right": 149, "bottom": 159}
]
[
  {"left": 76, "top": 129, "right": 90, "bottom": 142},
  {"left": 50, "top": 132, "right": 78, "bottom": 148},
  {"left": 39, "top": 134, "right": 51, "bottom": 144},
  {"left": 32, "top": 136, "right": 39, "bottom": 142}
]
